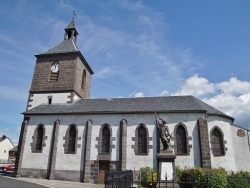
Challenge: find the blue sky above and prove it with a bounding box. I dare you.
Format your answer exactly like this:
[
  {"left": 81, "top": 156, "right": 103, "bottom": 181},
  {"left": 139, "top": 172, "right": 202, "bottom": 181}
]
[{"left": 0, "top": 0, "right": 250, "bottom": 145}]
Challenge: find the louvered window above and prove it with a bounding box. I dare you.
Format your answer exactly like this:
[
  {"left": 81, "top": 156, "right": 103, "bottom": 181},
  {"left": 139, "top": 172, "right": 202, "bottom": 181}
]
[{"left": 49, "top": 72, "right": 59, "bottom": 82}]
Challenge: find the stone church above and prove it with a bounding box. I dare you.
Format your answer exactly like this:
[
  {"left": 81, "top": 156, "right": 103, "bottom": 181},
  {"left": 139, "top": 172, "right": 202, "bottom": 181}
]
[{"left": 15, "top": 20, "right": 250, "bottom": 183}]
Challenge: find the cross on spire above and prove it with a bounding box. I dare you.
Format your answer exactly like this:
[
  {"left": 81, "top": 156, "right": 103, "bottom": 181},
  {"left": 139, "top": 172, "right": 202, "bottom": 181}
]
[{"left": 72, "top": 10, "right": 76, "bottom": 20}]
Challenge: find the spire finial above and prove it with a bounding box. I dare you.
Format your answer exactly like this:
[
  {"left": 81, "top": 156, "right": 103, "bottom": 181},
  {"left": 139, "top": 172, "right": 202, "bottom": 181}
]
[{"left": 72, "top": 10, "right": 76, "bottom": 20}]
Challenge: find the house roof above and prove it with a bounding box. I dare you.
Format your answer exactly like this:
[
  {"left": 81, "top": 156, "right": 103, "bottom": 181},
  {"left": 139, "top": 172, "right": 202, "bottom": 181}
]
[
  {"left": 0, "top": 136, "right": 14, "bottom": 147},
  {"left": 0, "top": 135, "right": 7, "bottom": 142},
  {"left": 9, "top": 146, "right": 17, "bottom": 152},
  {"left": 23, "top": 95, "right": 234, "bottom": 121}
]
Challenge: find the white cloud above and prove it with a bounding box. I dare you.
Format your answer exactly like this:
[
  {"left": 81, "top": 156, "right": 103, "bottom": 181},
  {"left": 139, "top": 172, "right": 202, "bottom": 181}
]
[
  {"left": 134, "top": 92, "right": 144, "bottom": 98},
  {"left": 173, "top": 74, "right": 215, "bottom": 96},
  {"left": 129, "top": 91, "right": 144, "bottom": 98},
  {"left": 174, "top": 75, "right": 250, "bottom": 128},
  {"left": 217, "top": 77, "right": 250, "bottom": 95},
  {"left": 159, "top": 90, "right": 169, "bottom": 96},
  {"left": 203, "top": 93, "right": 250, "bottom": 127}
]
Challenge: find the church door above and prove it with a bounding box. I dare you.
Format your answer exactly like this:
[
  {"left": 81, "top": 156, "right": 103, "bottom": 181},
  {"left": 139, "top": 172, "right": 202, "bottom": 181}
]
[{"left": 99, "top": 160, "right": 110, "bottom": 183}]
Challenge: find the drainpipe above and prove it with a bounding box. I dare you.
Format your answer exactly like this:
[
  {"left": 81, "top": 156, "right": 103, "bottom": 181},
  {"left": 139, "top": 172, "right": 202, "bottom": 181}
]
[{"left": 247, "top": 131, "right": 250, "bottom": 152}]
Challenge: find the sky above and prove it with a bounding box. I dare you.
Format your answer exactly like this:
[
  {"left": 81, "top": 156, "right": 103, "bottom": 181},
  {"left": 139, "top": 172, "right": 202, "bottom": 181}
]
[{"left": 0, "top": 0, "right": 250, "bottom": 145}]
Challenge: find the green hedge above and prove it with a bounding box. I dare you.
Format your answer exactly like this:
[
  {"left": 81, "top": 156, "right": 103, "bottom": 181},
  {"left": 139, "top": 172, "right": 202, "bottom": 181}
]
[
  {"left": 176, "top": 167, "right": 250, "bottom": 188},
  {"left": 139, "top": 167, "right": 250, "bottom": 188},
  {"left": 176, "top": 167, "right": 227, "bottom": 188},
  {"left": 227, "top": 171, "right": 250, "bottom": 188}
]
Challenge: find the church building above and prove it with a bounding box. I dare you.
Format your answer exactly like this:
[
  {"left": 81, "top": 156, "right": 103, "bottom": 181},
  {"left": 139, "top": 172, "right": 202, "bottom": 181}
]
[{"left": 15, "top": 20, "right": 250, "bottom": 183}]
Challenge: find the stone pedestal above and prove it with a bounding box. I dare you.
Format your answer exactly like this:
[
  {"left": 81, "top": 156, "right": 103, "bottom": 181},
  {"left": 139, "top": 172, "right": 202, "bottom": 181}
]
[{"left": 156, "top": 150, "right": 179, "bottom": 188}]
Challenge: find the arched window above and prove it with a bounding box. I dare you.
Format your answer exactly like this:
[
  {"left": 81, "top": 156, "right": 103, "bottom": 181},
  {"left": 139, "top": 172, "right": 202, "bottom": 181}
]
[
  {"left": 68, "top": 125, "right": 76, "bottom": 153},
  {"left": 36, "top": 125, "right": 44, "bottom": 151},
  {"left": 31, "top": 124, "right": 46, "bottom": 153},
  {"left": 176, "top": 125, "right": 187, "bottom": 154},
  {"left": 49, "top": 61, "right": 60, "bottom": 82},
  {"left": 211, "top": 128, "right": 224, "bottom": 156},
  {"left": 138, "top": 126, "right": 147, "bottom": 154},
  {"left": 101, "top": 126, "right": 110, "bottom": 153},
  {"left": 81, "top": 69, "right": 86, "bottom": 90},
  {"left": 64, "top": 124, "right": 80, "bottom": 154}
]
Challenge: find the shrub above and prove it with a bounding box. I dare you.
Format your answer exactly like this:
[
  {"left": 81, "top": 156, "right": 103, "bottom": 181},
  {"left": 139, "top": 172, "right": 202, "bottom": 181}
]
[
  {"left": 140, "top": 167, "right": 157, "bottom": 188},
  {"left": 227, "top": 171, "right": 250, "bottom": 188},
  {"left": 176, "top": 167, "right": 227, "bottom": 188},
  {"left": 204, "top": 168, "right": 227, "bottom": 188}
]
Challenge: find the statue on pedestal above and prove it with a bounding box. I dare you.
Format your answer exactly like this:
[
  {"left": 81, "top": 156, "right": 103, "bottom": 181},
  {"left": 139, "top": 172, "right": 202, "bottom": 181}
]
[
  {"left": 155, "top": 113, "right": 172, "bottom": 150},
  {"left": 155, "top": 113, "right": 180, "bottom": 188}
]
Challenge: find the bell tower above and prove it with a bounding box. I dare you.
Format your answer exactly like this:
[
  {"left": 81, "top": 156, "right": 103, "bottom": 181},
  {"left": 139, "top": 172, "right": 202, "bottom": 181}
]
[
  {"left": 64, "top": 20, "right": 78, "bottom": 42},
  {"left": 27, "top": 20, "right": 94, "bottom": 110}
]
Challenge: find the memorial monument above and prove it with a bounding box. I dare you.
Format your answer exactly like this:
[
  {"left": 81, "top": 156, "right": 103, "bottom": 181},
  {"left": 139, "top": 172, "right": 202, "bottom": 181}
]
[{"left": 156, "top": 113, "right": 180, "bottom": 188}]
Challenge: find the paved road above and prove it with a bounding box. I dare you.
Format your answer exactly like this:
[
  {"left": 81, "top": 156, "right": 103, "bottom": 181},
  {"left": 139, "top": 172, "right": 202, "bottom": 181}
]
[
  {"left": 0, "top": 172, "right": 104, "bottom": 188},
  {"left": 0, "top": 175, "right": 47, "bottom": 188}
]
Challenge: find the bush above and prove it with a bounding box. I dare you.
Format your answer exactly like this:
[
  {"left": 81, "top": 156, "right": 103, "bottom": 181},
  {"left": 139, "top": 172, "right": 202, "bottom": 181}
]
[
  {"left": 204, "top": 168, "right": 227, "bottom": 188},
  {"left": 140, "top": 167, "right": 157, "bottom": 188},
  {"left": 177, "top": 167, "right": 206, "bottom": 188},
  {"left": 227, "top": 171, "right": 250, "bottom": 188},
  {"left": 176, "top": 167, "right": 227, "bottom": 188}
]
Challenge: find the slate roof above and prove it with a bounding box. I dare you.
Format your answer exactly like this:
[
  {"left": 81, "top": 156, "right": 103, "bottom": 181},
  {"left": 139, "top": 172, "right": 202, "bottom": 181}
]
[
  {"left": 23, "top": 96, "right": 234, "bottom": 120},
  {"left": 40, "top": 39, "right": 79, "bottom": 55},
  {"left": 65, "top": 20, "right": 78, "bottom": 34}
]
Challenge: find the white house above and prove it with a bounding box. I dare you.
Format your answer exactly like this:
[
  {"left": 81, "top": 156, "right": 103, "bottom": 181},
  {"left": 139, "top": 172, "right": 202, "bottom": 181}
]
[{"left": 0, "top": 135, "right": 14, "bottom": 163}]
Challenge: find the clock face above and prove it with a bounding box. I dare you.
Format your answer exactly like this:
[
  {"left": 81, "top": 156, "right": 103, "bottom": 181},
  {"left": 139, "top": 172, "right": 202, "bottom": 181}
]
[{"left": 51, "top": 64, "right": 60, "bottom": 73}]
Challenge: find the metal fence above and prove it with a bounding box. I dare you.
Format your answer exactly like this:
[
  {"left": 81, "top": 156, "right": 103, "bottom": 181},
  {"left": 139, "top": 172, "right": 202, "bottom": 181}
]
[
  {"left": 139, "top": 174, "right": 210, "bottom": 188},
  {"left": 105, "top": 171, "right": 204, "bottom": 188},
  {"left": 105, "top": 171, "right": 250, "bottom": 188},
  {"left": 105, "top": 170, "right": 133, "bottom": 188}
]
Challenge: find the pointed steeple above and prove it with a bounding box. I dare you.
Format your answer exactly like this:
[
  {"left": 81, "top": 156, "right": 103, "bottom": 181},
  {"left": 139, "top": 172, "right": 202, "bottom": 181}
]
[{"left": 64, "top": 20, "right": 78, "bottom": 43}]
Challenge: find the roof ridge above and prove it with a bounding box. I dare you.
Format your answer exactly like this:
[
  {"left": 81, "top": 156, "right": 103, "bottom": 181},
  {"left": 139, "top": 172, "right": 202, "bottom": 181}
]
[
  {"left": 23, "top": 95, "right": 234, "bottom": 121},
  {"left": 79, "top": 95, "right": 194, "bottom": 100}
]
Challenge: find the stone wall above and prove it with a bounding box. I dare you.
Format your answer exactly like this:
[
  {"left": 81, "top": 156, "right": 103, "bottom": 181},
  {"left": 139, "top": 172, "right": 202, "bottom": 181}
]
[
  {"left": 29, "top": 53, "right": 92, "bottom": 99},
  {"left": 30, "top": 53, "right": 78, "bottom": 93}
]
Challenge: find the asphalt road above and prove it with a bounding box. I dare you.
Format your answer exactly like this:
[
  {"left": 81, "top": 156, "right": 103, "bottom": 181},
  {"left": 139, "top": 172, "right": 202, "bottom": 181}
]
[{"left": 0, "top": 173, "right": 47, "bottom": 188}]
